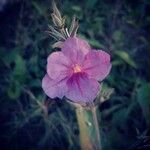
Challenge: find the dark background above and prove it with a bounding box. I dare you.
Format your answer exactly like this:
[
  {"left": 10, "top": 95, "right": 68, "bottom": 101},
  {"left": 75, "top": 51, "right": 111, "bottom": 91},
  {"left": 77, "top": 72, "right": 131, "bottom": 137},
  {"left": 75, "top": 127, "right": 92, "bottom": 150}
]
[{"left": 0, "top": 0, "right": 150, "bottom": 149}]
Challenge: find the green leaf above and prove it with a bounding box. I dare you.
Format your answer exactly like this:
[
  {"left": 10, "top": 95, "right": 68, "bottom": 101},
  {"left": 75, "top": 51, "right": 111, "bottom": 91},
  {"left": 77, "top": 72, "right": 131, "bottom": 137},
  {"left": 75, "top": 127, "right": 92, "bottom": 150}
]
[
  {"left": 13, "top": 54, "right": 27, "bottom": 83},
  {"left": 114, "top": 50, "right": 137, "bottom": 68},
  {"left": 137, "top": 83, "right": 150, "bottom": 126},
  {"left": 112, "top": 60, "right": 124, "bottom": 66},
  {"left": 2, "top": 49, "right": 18, "bottom": 66},
  {"left": 88, "top": 39, "right": 104, "bottom": 48},
  {"left": 72, "top": 6, "right": 81, "bottom": 12},
  {"left": 7, "top": 81, "right": 21, "bottom": 100}
]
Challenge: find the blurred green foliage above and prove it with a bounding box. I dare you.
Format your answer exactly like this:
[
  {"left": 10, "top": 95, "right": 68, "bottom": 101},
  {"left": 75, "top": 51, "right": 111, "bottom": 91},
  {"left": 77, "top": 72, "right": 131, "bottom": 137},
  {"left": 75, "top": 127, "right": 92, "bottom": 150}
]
[{"left": 0, "top": 0, "right": 150, "bottom": 150}]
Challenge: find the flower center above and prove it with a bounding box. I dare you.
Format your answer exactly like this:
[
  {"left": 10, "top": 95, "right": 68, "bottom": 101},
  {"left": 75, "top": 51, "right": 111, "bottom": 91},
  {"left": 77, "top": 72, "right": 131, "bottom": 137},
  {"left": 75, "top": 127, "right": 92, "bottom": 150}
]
[{"left": 73, "top": 65, "right": 82, "bottom": 73}]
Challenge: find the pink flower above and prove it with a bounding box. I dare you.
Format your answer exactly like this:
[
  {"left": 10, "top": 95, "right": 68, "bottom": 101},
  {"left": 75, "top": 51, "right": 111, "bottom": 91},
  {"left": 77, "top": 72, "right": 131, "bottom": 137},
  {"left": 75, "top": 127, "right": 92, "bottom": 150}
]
[{"left": 42, "top": 37, "right": 111, "bottom": 102}]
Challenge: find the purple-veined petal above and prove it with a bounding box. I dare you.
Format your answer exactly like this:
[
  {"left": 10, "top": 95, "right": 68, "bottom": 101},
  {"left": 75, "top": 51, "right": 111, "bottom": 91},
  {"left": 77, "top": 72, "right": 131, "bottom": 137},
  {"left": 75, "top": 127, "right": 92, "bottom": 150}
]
[
  {"left": 47, "top": 51, "right": 73, "bottom": 80},
  {"left": 83, "top": 50, "right": 111, "bottom": 81},
  {"left": 66, "top": 73, "right": 100, "bottom": 102},
  {"left": 42, "top": 74, "right": 68, "bottom": 99},
  {"left": 62, "top": 37, "right": 91, "bottom": 64}
]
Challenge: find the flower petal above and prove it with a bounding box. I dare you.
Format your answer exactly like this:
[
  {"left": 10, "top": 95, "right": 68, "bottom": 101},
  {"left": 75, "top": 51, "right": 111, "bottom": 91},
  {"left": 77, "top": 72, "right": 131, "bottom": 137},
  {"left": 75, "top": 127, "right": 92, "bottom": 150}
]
[
  {"left": 62, "top": 37, "right": 91, "bottom": 64},
  {"left": 42, "top": 74, "right": 68, "bottom": 99},
  {"left": 83, "top": 50, "right": 111, "bottom": 81},
  {"left": 66, "top": 73, "right": 100, "bottom": 102},
  {"left": 47, "top": 51, "right": 72, "bottom": 80}
]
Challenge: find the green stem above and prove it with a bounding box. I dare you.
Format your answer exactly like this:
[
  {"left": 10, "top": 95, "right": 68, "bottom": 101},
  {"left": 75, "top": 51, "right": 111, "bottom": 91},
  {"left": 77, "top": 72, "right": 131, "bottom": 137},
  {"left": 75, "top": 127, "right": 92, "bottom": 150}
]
[
  {"left": 76, "top": 105, "right": 102, "bottom": 150},
  {"left": 76, "top": 107, "right": 93, "bottom": 150}
]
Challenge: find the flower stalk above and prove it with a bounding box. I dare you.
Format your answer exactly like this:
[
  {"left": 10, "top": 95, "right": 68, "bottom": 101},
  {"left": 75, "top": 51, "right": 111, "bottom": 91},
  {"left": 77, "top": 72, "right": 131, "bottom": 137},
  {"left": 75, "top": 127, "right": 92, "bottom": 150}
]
[{"left": 75, "top": 104, "right": 102, "bottom": 150}]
